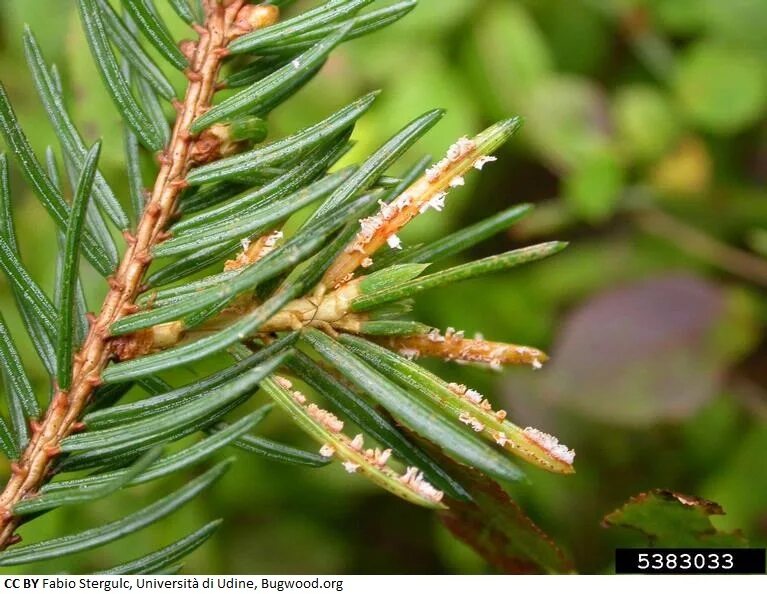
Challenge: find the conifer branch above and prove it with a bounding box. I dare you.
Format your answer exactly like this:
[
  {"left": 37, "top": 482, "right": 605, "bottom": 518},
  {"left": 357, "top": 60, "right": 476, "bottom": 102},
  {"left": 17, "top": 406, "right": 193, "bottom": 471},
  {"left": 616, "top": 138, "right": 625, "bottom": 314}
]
[
  {"left": 0, "top": 0, "right": 277, "bottom": 550},
  {"left": 0, "top": 0, "right": 575, "bottom": 570}
]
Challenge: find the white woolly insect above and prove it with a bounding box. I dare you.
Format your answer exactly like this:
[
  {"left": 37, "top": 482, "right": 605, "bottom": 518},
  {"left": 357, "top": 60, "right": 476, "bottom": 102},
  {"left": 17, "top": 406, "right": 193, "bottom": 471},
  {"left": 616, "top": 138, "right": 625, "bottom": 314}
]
[
  {"left": 377, "top": 200, "right": 397, "bottom": 220},
  {"left": 425, "top": 163, "right": 444, "bottom": 183},
  {"left": 240, "top": 237, "right": 251, "bottom": 250},
  {"left": 361, "top": 257, "right": 374, "bottom": 268},
  {"left": 459, "top": 137, "right": 475, "bottom": 152},
  {"left": 473, "top": 155, "right": 497, "bottom": 170},
  {"left": 447, "top": 382, "right": 466, "bottom": 395},
  {"left": 427, "top": 328, "right": 445, "bottom": 343},
  {"left": 396, "top": 193, "right": 413, "bottom": 208},
  {"left": 319, "top": 444, "right": 336, "bottom": 457},
  {"left": 494, "top": 432, "right": 509, "bottom": 446},
  {"left": 443, "top": 326, "right": 465, "bottom": 340},
  {"left": 374, "top": 448, "right": 392, "bottom": 466},
  {"left": 307, "top": 404, "right": 344, "bottom": 433},
  {"left": 275, "top": 377, "right": 293, "bottom": 390},
  {"left": 386, "top": 234, "right": 402, "bottom": 249},
  {"left": 399, "top": 347, "right": 419, "bottom": 360},
  {"left": 464, "top": 388, "right": 483, "bottom": 404},
  {"left": 449, "top": 175, "right": 465, "bottom": 188},
  {"left": 350, "top": 434, "right": 364, "bottom": 451},
  {"left": 446, "top": 145, "right": 461, "bottom": 162},
  {"left": 424, "top": 137, "right": 475, "bottom": 185},
  {"left": 326, "top": 416, "right": 345, "bottom": 433},
  {"left": 292, "top": 391, "right": 307, "bottom": 405},
  {"left": 419, "top": 191, "right": 447, "bottom": 214},
  {"left": 349, "top": 214, "right": 385, "bottom": 253},
  {"left": 523, "top": 427, "right": 575, "bottom": 464},
  {"left": 447, "top": 137, "right": 475, "bottom": 162},
  {"left": 348, "top": 194, "right": 413, "bottom": 253},
  {"left": 532, "top": 358, "right": 543, "bottom": 370},
  {"left": 358, "top": 216, "right": 380, "bottom": 241},
  {"left": 342, "top": 461, "right": 360, "bottom": 474},
  {"left": 415, "top": 480, "right": 443, "bottom": 503},
  {"left": 400, "top": 467, "right": 443, "bottom": 503},
  {"left": 458, "top": 412, "right": 484, "bottom": 432},
  {"left": 257, "top": 230, "right": 284, "bottom": 259}
]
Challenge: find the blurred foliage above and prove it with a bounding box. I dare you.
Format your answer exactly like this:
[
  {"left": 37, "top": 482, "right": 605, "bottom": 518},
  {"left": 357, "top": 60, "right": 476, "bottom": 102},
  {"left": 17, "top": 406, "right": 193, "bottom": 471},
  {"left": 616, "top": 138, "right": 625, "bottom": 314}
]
[
  {"left": 603, "top": 489, "right": 746, "bottom": 548},
  {"left": 0, "top": 0, "right": 766, "bottom": 574}
]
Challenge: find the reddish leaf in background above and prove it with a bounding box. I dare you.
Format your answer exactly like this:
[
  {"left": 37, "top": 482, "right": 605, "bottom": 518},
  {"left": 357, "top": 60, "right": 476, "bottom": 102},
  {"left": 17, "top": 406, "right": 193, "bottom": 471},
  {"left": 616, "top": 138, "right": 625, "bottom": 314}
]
[
  {"left": 539, "top": 274, "right": 731, "bottom": 425},
  {"left": 437, "top": 457, "right": 573, "bottom": 574}
]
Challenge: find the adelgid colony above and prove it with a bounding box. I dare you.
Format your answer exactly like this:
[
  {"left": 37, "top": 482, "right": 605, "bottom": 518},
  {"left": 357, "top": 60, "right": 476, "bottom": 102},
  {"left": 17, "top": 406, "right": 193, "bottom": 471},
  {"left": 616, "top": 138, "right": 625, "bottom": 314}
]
[{"left": 0, "top": 0, "right": 573, "bottom": 571}]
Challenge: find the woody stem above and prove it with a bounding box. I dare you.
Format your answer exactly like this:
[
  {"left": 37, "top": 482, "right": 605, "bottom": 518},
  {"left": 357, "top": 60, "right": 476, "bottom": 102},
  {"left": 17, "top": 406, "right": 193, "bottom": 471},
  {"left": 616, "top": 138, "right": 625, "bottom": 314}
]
[{"left": 0, "top": 0, "right": 248, "bottom": 549}]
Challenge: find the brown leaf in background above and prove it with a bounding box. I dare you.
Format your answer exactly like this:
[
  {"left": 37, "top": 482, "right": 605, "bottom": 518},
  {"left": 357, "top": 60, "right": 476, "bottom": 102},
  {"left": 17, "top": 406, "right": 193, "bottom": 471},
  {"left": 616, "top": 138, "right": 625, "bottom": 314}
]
[{"left": 437, "top": 456, "right": 573, "bottom": 574}]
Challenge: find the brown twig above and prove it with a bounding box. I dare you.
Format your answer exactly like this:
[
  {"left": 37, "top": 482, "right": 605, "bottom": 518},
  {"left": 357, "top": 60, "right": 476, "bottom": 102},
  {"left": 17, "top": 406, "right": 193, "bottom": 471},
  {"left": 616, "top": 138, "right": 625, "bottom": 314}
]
[
  {"left": 636, "top": 208, "right": 767, "bottom": 288},
  {"left": 0, "top": 0, "right": 276, "bottom": 549}
]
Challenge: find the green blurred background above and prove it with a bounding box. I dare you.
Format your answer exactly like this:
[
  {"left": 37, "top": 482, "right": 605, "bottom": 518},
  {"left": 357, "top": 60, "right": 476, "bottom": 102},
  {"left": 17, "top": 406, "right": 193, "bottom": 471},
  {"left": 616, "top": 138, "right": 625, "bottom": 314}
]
[{"left": 1, "top": 0, "right": 766, "bottom": 574}]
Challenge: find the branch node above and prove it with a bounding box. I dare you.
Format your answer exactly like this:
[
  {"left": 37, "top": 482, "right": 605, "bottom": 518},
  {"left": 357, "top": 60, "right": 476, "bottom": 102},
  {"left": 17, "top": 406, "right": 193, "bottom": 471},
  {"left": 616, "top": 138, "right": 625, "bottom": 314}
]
[
  {"left": 70, "top": 421, "right": 86, "bottom": 433},
  {"left": 185, "top": 68, "right": 203, "bottom": 82},
  {"left": 121, "top": 303, "right": 140, "bottom": 315},
  {"left": 155, "top": 230, "right": 173, "bottom": 243},
  {"left": 170, "top": 178, "right": 189, "bottom": 191},
  {"left": 85, "top": 374, "right": 103, "bottom": 388},
  {"left": 146, "top": 202, "right": 162, "bottom": 218},
  {"left": 107, "top": 275, "right": 125, "bottom": 291},
  {"left": 43, "top": 444, "right": 61, "bottom": 458},
  {"left": 53, "top": 391, "right": 70, "bottom": 410},
  {"left": 121, "top": 230, "right": 137, "bottom": 246},
  {"left": 179, "top": 39, "right": 197, "bottom": 62},
  {"left": 6, "top": 534, "right": 21, "bottom": 546},
  {"left": 9, "top": 463, "right": 27, "bottom": 478},
  {"left": 0, "top": 2, "right": 237, "bottom": 550},
  {"left": 134, "top": 249, "right": 153, "bottom": 265}
]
